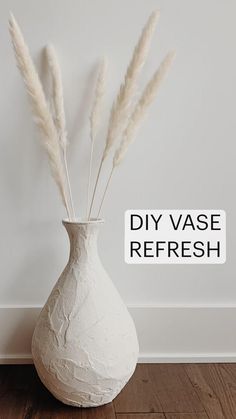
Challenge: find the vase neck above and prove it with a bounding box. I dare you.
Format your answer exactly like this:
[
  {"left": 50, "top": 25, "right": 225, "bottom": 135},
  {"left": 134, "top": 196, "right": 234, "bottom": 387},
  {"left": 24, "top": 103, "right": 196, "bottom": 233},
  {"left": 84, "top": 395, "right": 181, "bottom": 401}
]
[{"left": 63, "top": 221, "right": 103, "bottom": 263}]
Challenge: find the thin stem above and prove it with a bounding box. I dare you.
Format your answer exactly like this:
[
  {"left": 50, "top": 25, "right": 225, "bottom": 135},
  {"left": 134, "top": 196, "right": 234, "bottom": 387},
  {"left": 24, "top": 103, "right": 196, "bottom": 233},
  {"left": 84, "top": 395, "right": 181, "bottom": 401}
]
[
  {"left": 88, "top": 158, "right": 104, "bottom": 220},
  {"left": 86, "top": 140, "right": 94, "bottom": 218},
  {"left": 97, "top": 166, "right": 114, "bottom": 218},
  {"left": 64, "top": 192, "right": 71, "bottom": 220},
  {"left": 63, "top": 150, "right": 76, "bottom": 220}
]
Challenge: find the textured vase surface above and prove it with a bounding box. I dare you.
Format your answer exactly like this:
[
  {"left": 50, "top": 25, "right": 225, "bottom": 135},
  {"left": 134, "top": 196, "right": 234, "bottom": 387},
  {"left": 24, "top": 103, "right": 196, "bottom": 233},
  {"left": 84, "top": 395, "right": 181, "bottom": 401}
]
[{"left": 32, "top": 219, "right": 139, "bottom": 407}]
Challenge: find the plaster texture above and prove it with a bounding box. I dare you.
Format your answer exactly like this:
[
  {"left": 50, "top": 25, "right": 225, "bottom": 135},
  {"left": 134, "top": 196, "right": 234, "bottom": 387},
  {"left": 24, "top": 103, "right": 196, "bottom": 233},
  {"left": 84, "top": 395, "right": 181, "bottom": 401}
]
[{"left": 32, "top": 220, "right": 139, "bottom": 407}]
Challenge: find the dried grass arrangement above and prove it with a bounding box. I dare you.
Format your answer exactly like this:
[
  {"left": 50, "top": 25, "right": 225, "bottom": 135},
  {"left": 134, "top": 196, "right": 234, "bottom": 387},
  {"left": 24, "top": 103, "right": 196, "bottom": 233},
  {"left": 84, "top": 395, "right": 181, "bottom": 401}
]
[{"left": 9, "top": 11, "right": 175, "bottom": 221}]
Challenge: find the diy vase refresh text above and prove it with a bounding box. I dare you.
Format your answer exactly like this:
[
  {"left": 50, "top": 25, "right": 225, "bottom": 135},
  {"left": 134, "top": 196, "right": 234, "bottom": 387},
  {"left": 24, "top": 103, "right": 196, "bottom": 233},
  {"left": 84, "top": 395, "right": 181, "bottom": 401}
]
[{"left": 9, "top": 11, "right": 175, "bottom": 407}]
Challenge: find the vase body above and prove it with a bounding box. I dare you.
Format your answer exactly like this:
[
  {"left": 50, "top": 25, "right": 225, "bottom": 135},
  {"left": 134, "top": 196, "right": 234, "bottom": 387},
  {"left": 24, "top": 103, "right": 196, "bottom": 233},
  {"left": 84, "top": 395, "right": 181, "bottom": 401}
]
[{"left": 32, "top": 220, "right": 139, "bottom": 407}]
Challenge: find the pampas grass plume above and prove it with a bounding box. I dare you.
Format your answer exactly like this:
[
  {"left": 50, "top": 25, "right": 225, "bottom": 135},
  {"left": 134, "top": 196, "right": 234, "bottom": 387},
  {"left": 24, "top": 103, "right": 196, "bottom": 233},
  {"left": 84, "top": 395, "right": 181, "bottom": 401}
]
[
  {"left": 96, "top": 51, "right": 175, "bottom": 217},
  {"left": 89, "top": 10, "right": 160, "bottom": 218},
  {"left": 45, "top": 43, "right": 75, "bottom": 219},
  {"left": 102, "top": 9, "right": 160, "bottom": 160},
  {"left": 9, "top": 14, "right": 71, "bottom": 217},
  {"left": 9, "top": 11, "right": 175, "bottom": 220},
  {"left": 45, "top": 44, "right": 67, "bottom": 149},
  {"left": 87, "top": 57, "right": 108, "bottom": 216},
  {"left": 90, "top": 57, "right": 108, "bottom": 142},
  {"left": 113, "top": 51, "right": 176, "bottom": 167}
]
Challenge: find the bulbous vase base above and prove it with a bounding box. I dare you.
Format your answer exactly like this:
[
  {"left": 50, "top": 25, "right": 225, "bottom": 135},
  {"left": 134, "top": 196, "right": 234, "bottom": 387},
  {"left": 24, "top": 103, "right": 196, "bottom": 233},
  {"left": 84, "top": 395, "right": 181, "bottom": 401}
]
[{"left": 32, "top": 220, "right": 139, "bottom": 407}]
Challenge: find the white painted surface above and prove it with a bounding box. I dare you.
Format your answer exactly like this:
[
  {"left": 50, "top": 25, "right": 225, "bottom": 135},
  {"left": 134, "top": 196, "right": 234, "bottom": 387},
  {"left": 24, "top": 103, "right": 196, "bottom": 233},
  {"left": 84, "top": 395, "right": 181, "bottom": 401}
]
[
  {"left": 1, "top": 306, "right": 236, "bottom": 363},
  {"left": 0, "top": 0, "right": 235, "bottom": 357}
]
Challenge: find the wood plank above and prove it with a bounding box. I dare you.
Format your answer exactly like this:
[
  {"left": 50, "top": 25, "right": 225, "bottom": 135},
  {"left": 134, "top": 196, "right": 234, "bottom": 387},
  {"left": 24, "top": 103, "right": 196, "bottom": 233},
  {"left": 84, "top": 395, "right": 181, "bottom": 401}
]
[
  {"left": 22, "top": 366, "right": 82, "bottom": 418},
  {"left": 0, "top": 366, "right": 11, "bottom": 399},
  {"left": 116, "top": 414, "right": 165, "bottom": 419},
  {"left": 215, "top": 364, "right": 236, "bottom": 416},
  {"left": 81, "top": 403, "right": 116, "bottom": 418},
  {"left": 30, "top": 399, "right": 115, "bottom": 419},
  {"left": 3, "top": 364, "right": 236, "bottom": 418},
  {"left": 0, "top": 389, "right": 28, "bottom": 419},
  {"left": 165, "top": 414, "right": 208, "bottom": 419},
  {"left": 114, "top": 364, "right": 162, "bottom": 413},
  {"left": 31, "top": 402, "right": 116, "bottom": 419},
  {"left": 185, "top": 363, "right": 236, "bottom": 419},
  {"left": 25, "top": 367, "right": 115, "bottom": 418},
  {"left": 31, "top": 403, "right": 116, "bottom": 419},
  {"left": 0, "top": 365, "right": 35, "bottom": 391},
  {"left": 28, "top": 404, "right": 82, "bottom": 419},
  {"left": 148, "top": 364, "right": 204, "bottom": 413},
  {"left": 0, "top": 366, "right": 36, "bottom": 419}
]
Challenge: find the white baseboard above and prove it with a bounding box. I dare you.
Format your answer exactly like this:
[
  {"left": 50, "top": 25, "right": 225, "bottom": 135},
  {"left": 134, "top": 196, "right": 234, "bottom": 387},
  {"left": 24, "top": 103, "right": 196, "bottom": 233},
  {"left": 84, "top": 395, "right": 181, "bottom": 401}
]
[{"left": 0, "top": 305, "right": 236, "bottom": 364}]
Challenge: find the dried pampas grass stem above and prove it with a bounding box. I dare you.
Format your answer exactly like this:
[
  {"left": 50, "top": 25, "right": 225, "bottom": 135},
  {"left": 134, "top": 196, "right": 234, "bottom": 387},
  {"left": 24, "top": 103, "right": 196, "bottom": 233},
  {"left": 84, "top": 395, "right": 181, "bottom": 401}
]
[
  {"left": 89, "top": 10, "right": 160, "bottom": 218},
  {"left": 114, "top": 51, "right": 176, "bottom": 167},
  {"left": 97, "top": 51, "right": 176, "bottom": 217},
  {"left": 90, "top": 57, "right": 108, "bottom": 143},
  {"left": 9, "top": 14, "right": 71, "bottom": 219},
  {"left": 10, "top": 10, "right": 175, "bottom": 221},
  {"left": 87, "top": 57, "right": 107, "bottom": 217},
  {"left": 103, "top": 10, "right": 160, "bottom": 160},
  {"left": 45, "top": 45, "right": 67, "bottom": 145},
  {"left": 45, "top": 44, "right": 76, "bottom": 219},
  {"left": 97, "top": 167, "right": 114, "bottom": 218}
]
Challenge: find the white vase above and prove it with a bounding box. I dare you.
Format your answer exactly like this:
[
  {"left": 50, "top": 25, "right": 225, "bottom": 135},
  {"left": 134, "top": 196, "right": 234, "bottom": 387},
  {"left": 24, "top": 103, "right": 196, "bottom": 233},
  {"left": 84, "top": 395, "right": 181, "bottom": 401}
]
[{"left": 32, "top": 219, "right": 139, "bottom": 407}]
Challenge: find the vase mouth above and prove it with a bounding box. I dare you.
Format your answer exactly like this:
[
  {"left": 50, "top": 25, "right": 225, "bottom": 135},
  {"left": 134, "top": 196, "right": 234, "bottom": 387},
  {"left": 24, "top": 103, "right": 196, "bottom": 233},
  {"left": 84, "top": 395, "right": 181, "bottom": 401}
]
[{"left": 62, "top": 218, "right": 104, "bottom": 226}]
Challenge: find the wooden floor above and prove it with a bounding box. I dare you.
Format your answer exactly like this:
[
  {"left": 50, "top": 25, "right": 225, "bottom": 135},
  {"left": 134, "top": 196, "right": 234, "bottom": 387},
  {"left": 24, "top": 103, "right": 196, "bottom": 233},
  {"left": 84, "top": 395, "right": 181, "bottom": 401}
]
[{"left": 0, "top": 364, "right": 236, "bottom": 418}]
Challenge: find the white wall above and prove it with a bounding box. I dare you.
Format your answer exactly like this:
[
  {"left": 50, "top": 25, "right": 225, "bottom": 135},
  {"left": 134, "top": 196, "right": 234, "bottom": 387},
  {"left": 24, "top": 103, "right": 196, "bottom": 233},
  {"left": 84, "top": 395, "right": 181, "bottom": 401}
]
[{"left": 0, "top": 0, "right": 235, "bottom": 360}]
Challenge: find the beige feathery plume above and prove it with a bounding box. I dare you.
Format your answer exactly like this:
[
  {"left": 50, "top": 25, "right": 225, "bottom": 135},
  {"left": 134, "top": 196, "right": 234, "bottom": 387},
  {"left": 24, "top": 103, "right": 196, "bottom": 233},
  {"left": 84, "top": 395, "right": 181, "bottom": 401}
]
[
  {"left": 88, "top": 10, "right": 159, "bottom": 218},
  {"left": 90, "top": 57, "right": 108, "bottom": 142},
  {"left": 45, "top": 44, "right": 75, "bottom": 219},
  {"left": 97, "top": 51, "right": 176, "bottom": 217},
  {"left": 113, "top": 51, "right": 176, "bottom": 167},
  {"left": 9, "top": 14, "right": 71, "bottom": 218},
  {"left": 45, "top": 44, "right": 67, "bottom": 147},
  {"left": 103, "top": 9, "right": 160, "bottom": 161},
  {"left": 87, "top": 57, "right": 107, "bottom": 216}
]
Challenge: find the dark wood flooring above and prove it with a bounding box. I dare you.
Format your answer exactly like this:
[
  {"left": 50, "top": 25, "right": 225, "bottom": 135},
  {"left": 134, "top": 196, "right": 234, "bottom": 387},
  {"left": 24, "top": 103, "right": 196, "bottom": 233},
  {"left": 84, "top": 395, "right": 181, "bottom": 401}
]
[{"left": 0, "top": 364, "right": 236, "bottom": 418}]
